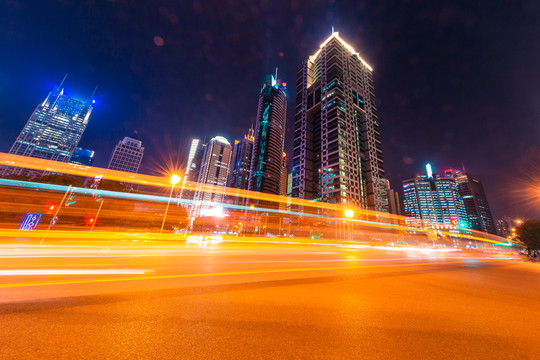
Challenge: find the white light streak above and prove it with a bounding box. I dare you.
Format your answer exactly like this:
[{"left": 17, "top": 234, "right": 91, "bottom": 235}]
[{"left": 0, "top": 269, "right": 151, "bottom": 276}]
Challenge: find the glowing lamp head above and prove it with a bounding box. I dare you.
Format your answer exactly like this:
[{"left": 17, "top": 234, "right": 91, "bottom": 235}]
[
  {"left": 170, "top": 174, "right": 181, "bottom": 185},
  {"left": 345, "top": 209, "right": 354, "bottom": 219}
]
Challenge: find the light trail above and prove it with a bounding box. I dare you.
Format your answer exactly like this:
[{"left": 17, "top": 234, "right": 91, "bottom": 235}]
[
  {"left": 0, "top": 152, "right": 516, "bottom": 248},
  {"left": 0, "top": 179, "right": 512, "bottom": 246},
  {"left": 0, "top": 260, "right": 482, "bottom": 289},
  {"left": 0, "top": 269, "right": 151, "bottom": 275}
]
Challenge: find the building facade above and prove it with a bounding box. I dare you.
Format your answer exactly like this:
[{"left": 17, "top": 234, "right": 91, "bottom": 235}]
[
  {"left": 3, "top": 84, "right": 93, "bottom": 176},
  {"left": 248, "top": 74, "right": 287, "bottom": 195},
  {"left": 386, "top": 180, "right": 401, "bottom": 216},
  {"left": 445, "top": 169, "right": 496, "bottom": 235},
  {"left": 69, "top": 147, "right": 95, "bottom": 166},
  {"left": 107, "top": 137, "right": 144, "bottom": 173},
  {"left": 178, "top": 138, "right": 205, "bottom": 203},
  {"left": 291, "top": 31, "right": 387, "bottom": 211},
  {"left": 191, "top": 136, "right": 232, "bottom": 216},
  {"left": 402, "top": 164, "right": 468, "bottom": 227},
  {"left": 228, "top": 128, "right": 255, "bottom": 191}
]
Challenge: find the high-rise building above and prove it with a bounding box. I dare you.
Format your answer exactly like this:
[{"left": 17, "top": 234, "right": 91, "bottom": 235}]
[
  {"left": 445, "top": 168, "right": 496, "bottom": 234},
  {"left": 280, "top": 153, "right": 288, "bottom": 197},
  {"left": 3, "top": 82, "right": 93, "bottom": 176},
  {"left": 249, "top": 74, "right": 287, "bottom": 195},
  {"left": 402, "top": 164, "right": 468, "bottom": 227},
  {"left": 228, "top": 128, "right": 255, "bottom": 191},
  {"left": 386, "top": 180, "right": 401, "bottom": 216},
  {"left": 496, "top": 219, "right": 510, "bottom": 238},
  {"left": 191, "top": 136, "right": 232, "bottom": 216},
  {"left": 69, "top": 147, "right": 95, "bottom": 166},
  {"left": 291, "top": 31, "right": 387, "bottom": 211},
  {"left": 279, "top": 153, "right": 288, "bottom": 211},
  {"left": 107, "top": 137, "right": 144, "bottom": 173},
  {"left": 179, "top": 138, "right": 206, "bottom": 202},
  {"left": 185, "top": 138, "right": 205, "bottom": 184}
]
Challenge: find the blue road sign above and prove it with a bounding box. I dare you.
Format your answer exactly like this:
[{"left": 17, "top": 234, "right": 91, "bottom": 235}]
[{"left": 19, "top": 213, "right": 42, "bottom": 231}]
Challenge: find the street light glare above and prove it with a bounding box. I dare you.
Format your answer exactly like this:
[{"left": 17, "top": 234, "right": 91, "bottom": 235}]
[
  {"left": 170, "top": 174, "right": 181, "bottom": 185},
  {"left": 345, "top": 209, "right": 354, "bottom": 218}
]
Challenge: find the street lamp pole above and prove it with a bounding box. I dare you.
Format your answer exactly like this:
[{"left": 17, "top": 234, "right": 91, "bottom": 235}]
[{"left": 160, "top": 174, "right": 181, "bottom": 235}]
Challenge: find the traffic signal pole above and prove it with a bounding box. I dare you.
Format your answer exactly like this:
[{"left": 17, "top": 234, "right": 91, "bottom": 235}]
[{"left": 40, "top": 185, "right": 72, "bottom": 245}]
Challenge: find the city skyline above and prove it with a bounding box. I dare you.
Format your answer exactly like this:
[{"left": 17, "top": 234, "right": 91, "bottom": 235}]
[{"left": 0, "top": 1, "right": 538, "bottom": 219}]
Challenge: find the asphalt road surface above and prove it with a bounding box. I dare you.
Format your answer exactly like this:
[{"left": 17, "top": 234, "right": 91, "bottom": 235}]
[{"left": 0, "top": 239, "right": 538, "bottom": 359}]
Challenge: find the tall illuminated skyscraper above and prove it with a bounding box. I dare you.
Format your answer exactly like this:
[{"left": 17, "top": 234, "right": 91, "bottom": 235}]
[
  {"left": 3, "top": 81, "right": 94, "bottom": 176},
  {"left": 248, "top": 74, "right": 287, "bottom": 195},
  {"left": 444, "top": 168, "right": 496, "bottom": 234},
  {"left": 402, "top": 164, "right": 468, "bottom": 227},
  {"left": 291, "top": 31, "right": 387, "bottom": 211},
  {"left": 228, "top": 127, "right": 255, "bottom": 191},
  {"left": 191, "top": 136, "right": 232, "bottom": 216},
  {"left": 179, "top": 138, "right": 205, "bottom": 202}
]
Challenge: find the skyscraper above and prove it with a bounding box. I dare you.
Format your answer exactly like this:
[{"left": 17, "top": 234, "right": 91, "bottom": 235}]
[
  {"left": 228, "top": 128, "right": 255, "bottom": 191},
  {"left": 280, "top": 153, "right": 288, "bottom": 211},
  {"left": 107, "top": 137, "right": 144, "bottom": 173},
  {"left": 69, "top": 147, "right": 95, "bottom": 166},
  {"left": 291, "top": 31, "right": 387, "bottom": 211},
  {"left": 280, "top": 153, "right": 288, "bottom": 197},
  {"left": 445, "top": 168, "right": 496, "bottom": 234},
  {"left": 3, "top": 82, "right": 93, "bottom": 176},
  {"left": 185, "top": 138, "right": 205, "bottom": 184},
  {"left": 386, "top": 180, "right": 401, "bottom": 216},
  {"left": 191, "top": 136, "right": 232, "bottom": 216},
  {"left": 402, "top": 164, "right": 468, "bottom": 227},
  {"left": 248, "top": 74, "right": 287, "bottom": 195},
  {"left": 179, "top": 138, "right": 206, "bottom": 202}
]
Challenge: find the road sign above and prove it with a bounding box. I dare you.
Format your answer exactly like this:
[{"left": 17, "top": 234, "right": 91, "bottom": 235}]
[
  {"left": 50, "top": 216, "right": 58, "bottom": 227},
  {"left": 19, "top": 213, "right": 42, "bottom": 231}
]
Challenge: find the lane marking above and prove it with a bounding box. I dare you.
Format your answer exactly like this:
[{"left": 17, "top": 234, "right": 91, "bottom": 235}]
[
  {"left": 0, "top": 260, "right": 494, "bottom": 289},
  {"left": 0, "top": 270, "right": 150, "bottom": 275}
]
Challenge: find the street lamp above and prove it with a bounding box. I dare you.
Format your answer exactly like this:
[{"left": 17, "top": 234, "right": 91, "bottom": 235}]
[{"left": 160, "top": 174, "right": 181, "bottom": 234}]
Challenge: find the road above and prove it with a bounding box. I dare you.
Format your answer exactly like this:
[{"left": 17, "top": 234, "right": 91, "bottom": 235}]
[{"left": 0, "top": 239, "right": 538, "bottom": 359}]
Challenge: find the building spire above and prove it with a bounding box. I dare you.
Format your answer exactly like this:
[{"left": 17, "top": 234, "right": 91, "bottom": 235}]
[
  {"left": 59, "top": 73, "right": 68, "bottom": 87},
  {"left": 89, "top": 85, "right": 98, "bottom": 102}
]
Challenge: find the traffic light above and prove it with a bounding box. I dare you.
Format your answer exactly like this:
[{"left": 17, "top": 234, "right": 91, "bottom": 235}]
[
  {"left": 458, "top": 222, "right": 467, "bottom": 229},
  {"left": 46, "top": 203, "right": 57, "bottom": 214},
  {"left": 86, "top": 216, "right": 95, "bottom": 225}
]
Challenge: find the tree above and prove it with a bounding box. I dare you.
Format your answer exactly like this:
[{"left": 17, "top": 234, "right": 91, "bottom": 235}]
[{"left": 516, "top": 220, "right": 540, "bottom": 250}]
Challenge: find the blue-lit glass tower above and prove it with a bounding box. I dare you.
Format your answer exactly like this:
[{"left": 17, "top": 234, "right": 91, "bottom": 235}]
[
  {"left": 248, "top": 74, "right": 287, "bottom": 195},
  {"left": 402, "top": 164, "right": 468, "bottom": 227},
  {"left": 3, "top": 83, "right": 93, "bottom": 176},
  {"left": 228, "top": 127, "right": 255, "bottom": 191},
  {"left": 69, "top": 147, "right": 95, "bottom": 166}
]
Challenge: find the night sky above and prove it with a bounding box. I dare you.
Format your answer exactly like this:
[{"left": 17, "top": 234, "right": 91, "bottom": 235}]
[{"left": 1, "top": 0, "right": 538, "bottom": 219}]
